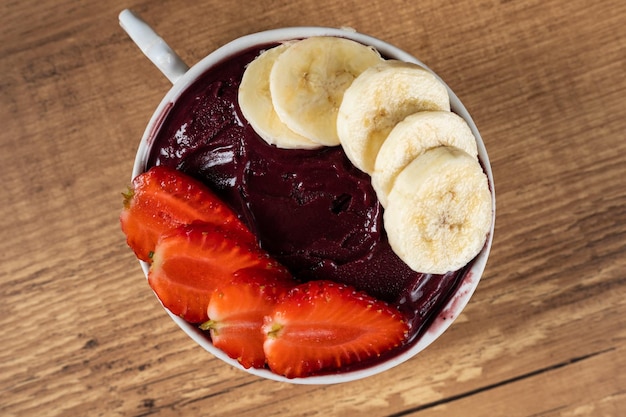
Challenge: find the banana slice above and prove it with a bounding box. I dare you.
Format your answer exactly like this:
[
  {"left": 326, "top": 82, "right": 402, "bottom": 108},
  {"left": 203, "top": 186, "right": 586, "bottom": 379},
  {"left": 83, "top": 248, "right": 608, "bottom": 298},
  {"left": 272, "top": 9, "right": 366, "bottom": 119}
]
[
  {"left": 337, "top": 60, "right": 451, "bottom": 174},
  {"left": 384, "top": 146, "right": 492, "bottom": 274},
  {"left": 238, "top": 43, "right": 321, "bottom": 150},
  {"left": 372, "top": 111, "right": 478, "bottom": 207},
  {"left": 269, "top": 36, "right": 383, "bottom": 146}
]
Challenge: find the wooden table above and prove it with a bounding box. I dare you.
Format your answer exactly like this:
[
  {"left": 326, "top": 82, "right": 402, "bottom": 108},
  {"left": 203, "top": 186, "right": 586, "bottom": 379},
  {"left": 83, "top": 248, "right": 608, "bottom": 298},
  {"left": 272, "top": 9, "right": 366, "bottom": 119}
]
[{"left": 2, "top": 0, "right": 625, "bottom": 415}]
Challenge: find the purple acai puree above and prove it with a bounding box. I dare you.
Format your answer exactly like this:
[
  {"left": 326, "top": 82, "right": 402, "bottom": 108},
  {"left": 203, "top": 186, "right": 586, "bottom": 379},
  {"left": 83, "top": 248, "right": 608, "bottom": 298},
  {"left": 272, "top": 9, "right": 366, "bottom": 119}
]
[{"left": 147, "top": 44, "right": 467, "bottom": 348}]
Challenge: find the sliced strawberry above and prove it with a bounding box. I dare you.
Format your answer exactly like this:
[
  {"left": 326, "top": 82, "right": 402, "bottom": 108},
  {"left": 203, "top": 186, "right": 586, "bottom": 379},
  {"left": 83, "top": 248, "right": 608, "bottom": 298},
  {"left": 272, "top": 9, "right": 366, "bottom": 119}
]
[
  {"left": 120, "top": 165, "right": 253, "bottom": 262},
  {"left": 148, "top": 222, "right": 276, "bottom": 323},
  {"left": 200, "top": 272, "right": 295, "bottom": 369},
  {"left": 263, "top": 280, "right": 409, "bottom": 378}
]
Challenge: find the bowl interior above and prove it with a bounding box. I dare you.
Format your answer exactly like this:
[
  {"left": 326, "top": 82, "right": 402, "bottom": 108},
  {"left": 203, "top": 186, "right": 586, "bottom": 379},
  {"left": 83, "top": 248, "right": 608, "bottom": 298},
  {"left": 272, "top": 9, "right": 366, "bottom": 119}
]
[{"left": 132, "top": 27, "right": 495, "bottom": 384}]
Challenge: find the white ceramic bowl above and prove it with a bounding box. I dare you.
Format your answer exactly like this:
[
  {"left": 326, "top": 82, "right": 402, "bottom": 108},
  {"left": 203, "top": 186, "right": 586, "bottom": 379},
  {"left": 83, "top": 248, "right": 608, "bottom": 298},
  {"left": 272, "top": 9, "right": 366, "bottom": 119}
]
[{"left": 121, "top": 12, "right": 495, "bottom": 384}]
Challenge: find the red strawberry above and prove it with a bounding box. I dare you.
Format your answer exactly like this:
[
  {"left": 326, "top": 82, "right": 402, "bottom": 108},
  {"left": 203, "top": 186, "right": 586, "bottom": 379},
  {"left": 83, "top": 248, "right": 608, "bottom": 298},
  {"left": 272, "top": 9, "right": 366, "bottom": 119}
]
[
  {"left": 148, "top": 222, "right": 277, "bottom": 323},
  {"left": 200, "top": 270, "right": 295, "bottom": 369},
  {"left": 263, "top": 280, "right": 409, "bottom": 378},
  {"left": 120, "top": 165, "right": 253, "bottom": 262}
]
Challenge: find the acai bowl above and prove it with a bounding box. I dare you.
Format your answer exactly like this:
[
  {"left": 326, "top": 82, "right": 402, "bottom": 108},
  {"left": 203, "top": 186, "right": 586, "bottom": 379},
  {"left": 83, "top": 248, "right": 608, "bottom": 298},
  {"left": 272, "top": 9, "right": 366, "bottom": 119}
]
[{"left": 118, "top": 9, "right": 495, "bottom": 384}]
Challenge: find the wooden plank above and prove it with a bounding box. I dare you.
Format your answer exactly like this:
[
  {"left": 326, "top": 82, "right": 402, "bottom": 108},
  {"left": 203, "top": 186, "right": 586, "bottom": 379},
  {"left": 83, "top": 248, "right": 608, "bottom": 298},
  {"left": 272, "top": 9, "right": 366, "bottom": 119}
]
[{"left": 1, "top": 0, "right": 625, "bottom": 415}]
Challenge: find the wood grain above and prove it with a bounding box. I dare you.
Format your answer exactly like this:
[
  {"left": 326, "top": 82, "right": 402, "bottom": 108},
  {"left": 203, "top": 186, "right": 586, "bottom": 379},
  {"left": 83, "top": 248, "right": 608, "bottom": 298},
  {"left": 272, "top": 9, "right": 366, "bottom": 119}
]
[{"left": 1, "top": 0, "right": 625, "bottom": 416}]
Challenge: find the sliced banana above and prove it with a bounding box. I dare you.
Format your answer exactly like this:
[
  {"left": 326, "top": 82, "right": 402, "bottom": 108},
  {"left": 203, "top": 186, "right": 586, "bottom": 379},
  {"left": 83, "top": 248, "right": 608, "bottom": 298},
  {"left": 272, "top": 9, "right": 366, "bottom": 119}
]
[
  {"left": 384, "top": 146, "right": 492, "bottom": 274},
  {"left": 238, "top": 43, "right": 321, "bottom": 150},
  {"left": 372, "top": 111, "right": 478, "bottom": 207},
  {"left": 337, "top": 60, "right": 451, "bottom": 174},
  {"left": 269, "top": 36, "right": 383, "bottom": 146}
]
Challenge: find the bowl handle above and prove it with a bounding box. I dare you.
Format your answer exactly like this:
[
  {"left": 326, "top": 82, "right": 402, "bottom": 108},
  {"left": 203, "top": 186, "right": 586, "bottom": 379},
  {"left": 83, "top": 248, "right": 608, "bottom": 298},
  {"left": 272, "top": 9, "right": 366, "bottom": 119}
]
[{"left": 119, "top": 9, "right": 189, "bottom": 84}]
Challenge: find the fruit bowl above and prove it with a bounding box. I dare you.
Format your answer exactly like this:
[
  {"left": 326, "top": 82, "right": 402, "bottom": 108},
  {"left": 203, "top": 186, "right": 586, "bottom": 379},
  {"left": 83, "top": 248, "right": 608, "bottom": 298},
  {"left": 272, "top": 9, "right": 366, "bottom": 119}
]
[{"left": 120, "top": 11, "right": 495, "bottom": 384}]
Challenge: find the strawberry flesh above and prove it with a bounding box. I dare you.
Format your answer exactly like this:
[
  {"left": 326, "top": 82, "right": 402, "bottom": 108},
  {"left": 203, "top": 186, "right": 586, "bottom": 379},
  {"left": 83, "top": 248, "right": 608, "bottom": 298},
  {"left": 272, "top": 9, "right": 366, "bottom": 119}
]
[
  {"left": 148, "top": 222, "right": 276, "bottom": 323},
  {"left": 263, "top": 280, "right": 409, "bottom": 378},
  {"left": 120, "top": 165, "right": 253, "bottom": 262},
  {"left": 121, "top": 167, "right": 413, "bottom": 376},
  {"left": 201, "top": 272, "right": 295, "bottom": 369}
]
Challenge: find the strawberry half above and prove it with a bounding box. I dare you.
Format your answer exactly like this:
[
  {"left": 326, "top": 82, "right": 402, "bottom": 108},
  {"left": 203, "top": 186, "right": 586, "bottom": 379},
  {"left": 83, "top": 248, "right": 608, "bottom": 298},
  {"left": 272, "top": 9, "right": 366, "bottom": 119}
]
[
  {"left": 148, "top": 222, "right": 278, "bottom": 323},
  {"left": 200, "top": 270, "right": 295, "bottom": 369},
  {"left": 263, "top": 280, "right": 409, "bottom": 378},
  {"left": 120, "top": 165, "right": 253, "bottom": 262}
]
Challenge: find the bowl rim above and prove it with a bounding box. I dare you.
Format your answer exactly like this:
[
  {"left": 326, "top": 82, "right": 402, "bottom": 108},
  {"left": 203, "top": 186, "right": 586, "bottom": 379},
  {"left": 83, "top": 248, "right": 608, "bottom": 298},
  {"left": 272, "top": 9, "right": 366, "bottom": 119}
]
[{"left": 131, "top": 26, "right": 495, "bottom": 385}]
